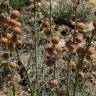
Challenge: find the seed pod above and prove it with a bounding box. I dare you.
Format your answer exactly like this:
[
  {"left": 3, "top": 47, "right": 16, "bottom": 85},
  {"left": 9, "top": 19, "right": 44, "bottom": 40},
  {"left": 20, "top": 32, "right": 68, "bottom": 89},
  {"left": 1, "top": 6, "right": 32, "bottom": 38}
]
[
  {"left": 8, "top": 43, "right": 16, "bottom": 49},
  {"left": 6, "top": 33, "right": 12, "bottom": 40},
  {"left": 16, "top": 39, "right": 23, "bottom": 46},
  {"left": 1, "top": 37, "right": 9, "bottom": 44},
  {"left": 27, "top": 39, "right": 33, "bottom": 45},
  {"left": 6, "top": 18, "right": 22, "bottom": 27},
  {"left": 44, "top": 28, "right": 51, "bottom": 36},
  {"left": 45, "top": 43, "right": 54, "bottom": 54},
  {"left": 87, "top": 47, "right": 93, "bottom": 56},
  {"left": 59, "top": 90, "right": 65, "bottom": 96},
  {"left": 76, "top": 47, "right": 84, "bottom": 57},
  {"left": 14, "top": 27, "right": 22, "bottom": 34},
  {"left": 54, "top": 45, "right": 62, "bottom": 53},
  {"left": 41, "top": 19, "right": 50, "bottom": 28},
  {"left": 77, "top": 71, "right": 85, "bottom": 80},
  {"left": 51, "top": 35, "right": 60, "bottom": 44},
  {"left": 69, "top": 61, "right": 76, "bottom": 70},
  {"left": 50, "top": 79, "right": 58, "bottom": 88},
  {"left": 76, "top": 22, "right": 85, "bottom": 29},
  {"left": 11, "top": 10, "right": 20, "bottom": 18},
  {"left": 93, "top": 20, "right": 96, "bottom": 27},
  {"left": 76, "top": 35, "right": 82, "bottom": 43},
  {"left": 66, "top": 40, "right": 75, "bottom": 51},
  {"left": 77, "top": 64, "right": 84, "bottom": 71},
  {"left": 9, "top": 62, "right": 18, "bottom": 69},
  {"left": 0, "top": 16, "right": 7, "bottom": 23},
  {"left": 46, "top": 58, "right": 55, "bottom": 67},
  {"left": 5, "top": 74, "right": 13, "bottom": 81},
  {"left": 2, "top": 53, "right": 9, "bottom": 60},
  {"left": 86, "top": 55, "right": 93, "bottom": 60}
]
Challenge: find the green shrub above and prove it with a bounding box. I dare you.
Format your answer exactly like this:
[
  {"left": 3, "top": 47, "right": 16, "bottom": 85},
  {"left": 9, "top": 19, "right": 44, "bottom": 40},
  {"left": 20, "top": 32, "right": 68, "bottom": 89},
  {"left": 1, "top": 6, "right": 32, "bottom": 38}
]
[
  {"left": 42, "top": 0, "right": 96, "bottom": 22},
  {"left": 9, "top": 0, "right": 27, "bottom": 9}
]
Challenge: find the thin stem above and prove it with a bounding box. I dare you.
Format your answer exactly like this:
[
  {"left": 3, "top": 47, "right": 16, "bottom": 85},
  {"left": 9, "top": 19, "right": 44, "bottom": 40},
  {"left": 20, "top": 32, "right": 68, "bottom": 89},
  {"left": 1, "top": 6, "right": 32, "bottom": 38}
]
[
  {"left": 33, "top": 0, "right": 38, "bottom": 95},
  {"left": 49, "top": 0, "right": 52, "bottom": 34},
  {"left": 49, "top": 0, "right": 56, "bottom": 80},
  {"left": 12, "top": 82, "right": 15, "bottom": 96},
  {"left": 53, "top": 43, "right": 56, "bottom": 79},
  {"left": 73, "top": 75, "right": 78, "bottom": 96},
  {"left": 66, "top": 52, "right": 73, "bottom": 96},
  {"left": 53, "top": 60, "right": 56, "bottom": 79},
  {"left": 73, "top": 0, "right": 81, "bottom": 43},
  {"left": 15, "top": 48, "right": 34, "bottom": 96},
  {"left": 73, "top": 29, "right": 96, "bottom": 96},
  {"left": 78, "top": 82, "right": 84, "bottom": 96},
  {"left": 80, "top": 29, "right": 96, "bottom": 63},
  {"left": 73, "top": 5, "right": 78, "bottom": 43},
  {"left": 66, "top": 61, "right": 70, "bottom": 96}
]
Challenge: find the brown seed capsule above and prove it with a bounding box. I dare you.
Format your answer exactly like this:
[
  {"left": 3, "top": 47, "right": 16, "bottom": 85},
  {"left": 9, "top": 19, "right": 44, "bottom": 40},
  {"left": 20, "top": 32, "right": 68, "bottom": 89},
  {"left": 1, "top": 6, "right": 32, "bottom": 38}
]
[
  {"left": 0, "top": 16, "right": 7, "bottom": 23},
  {"left": 9, "top": 62, "right": 18, "bottom": 69},
  {"left": 16, "top": 39, "right": 23, "bottom": 46},
  {"left": 86, "top": 55, "right": 93, "bottom": 60},
  {"left": 93, "top": 20, "right": 96, "bottom": 27},
  {"left": 27, "top": 39, "right": 33, "bottom": 45},
  {"left": 44, "top": 28, "right": 51, "bottom": 36},
  {"left": 77, "top": 64, "right": 84, "bottom": 71},
  {"left": 41, "top": 19, "right": 50, "bottom": 28},
  {"left": 87, "top": 47, "right": 93, "bottom": 56},
  {"left": 11, "top": 10, "right": 20, "bottom": 18},
  {"left": 8, "top": 43, "right": 16, "bottom": 49},
  {"left": 45, "top": 43, "right": 54, "bottom": 54},
  {"left": 77, "top": 71, "right": 85, "bottom": 80},
  {"left": 51, "top": 35, "right": 60, "bottom": 44},
  {"left": 66, "top": 40, "right": 75, "bottom": 51},
  {"left": 54, "top": 45, "right": 62, "bottom": 53},
  {"left": 69, "top": 61, "right": 76, "bottom": 70},
  {"left": 14, "top": 27, "right": 22, "bottom": 34},
  {"left": 76, "top": 22, "right": 85, "bottom": 29},
  {"left": 1, "top": 37, "right": 9, "bottom": 44},
  {"left": 59, "top": 90, "right": 65, "bottom": 96},
  {"left": 76, "top": 35, "right": 82, "bottom": 43},
  {"left": 76, "top": 47, "right": 84, "bottom": 57},
  {"left": 2, "top": 53, "right": 9, "bottom": 60},
  {"left": 5, "top": 74, "right": 13, "bottom": 81},
  {"left": 46, "top": 58, "right": 55, "bottom": 67},
  {"left": 50, "top": 79, "right": 58, "bottom": 88},
  {"left": 6, "top": 33, "right": 12, "bottom": 40},
  {"left": 6, "top": 18, "right": 22, "bottom": 27}
]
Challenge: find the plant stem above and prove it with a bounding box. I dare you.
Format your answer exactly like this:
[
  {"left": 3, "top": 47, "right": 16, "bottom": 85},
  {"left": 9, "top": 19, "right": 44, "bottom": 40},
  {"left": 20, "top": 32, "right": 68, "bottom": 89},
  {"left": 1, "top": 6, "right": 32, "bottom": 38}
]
[
  {"left": 73, "top": 29, "right": 96, "bottom": 96},
  {"left": 73, "top": 5, "right": 78, "bottom": 43},
  {"left": 66, "top": 61, "right": 70, "bottom": 96},
  {"left": 80, "top": 29, "right": 96, "bottom": 63},
  {"left": 15, "top": 48, "right": 34, "bottom": 96},
  {"left": 33, "top": 0, "right": 38, "bottom": 95},
  {"left": 53, "top": 59, "right": 56, "bottom": 79},
  {"left": 78, "top": 82, "right": 84, "bottom": 96},
  {"left": 73, "top": 74, "right": 78, "bottom": 96},
  {"left": 49, "top": 0, "right": 52, "bottom": 32},
  {"left": 12, "top": 82, "right": 15, "bottom": 96}
]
